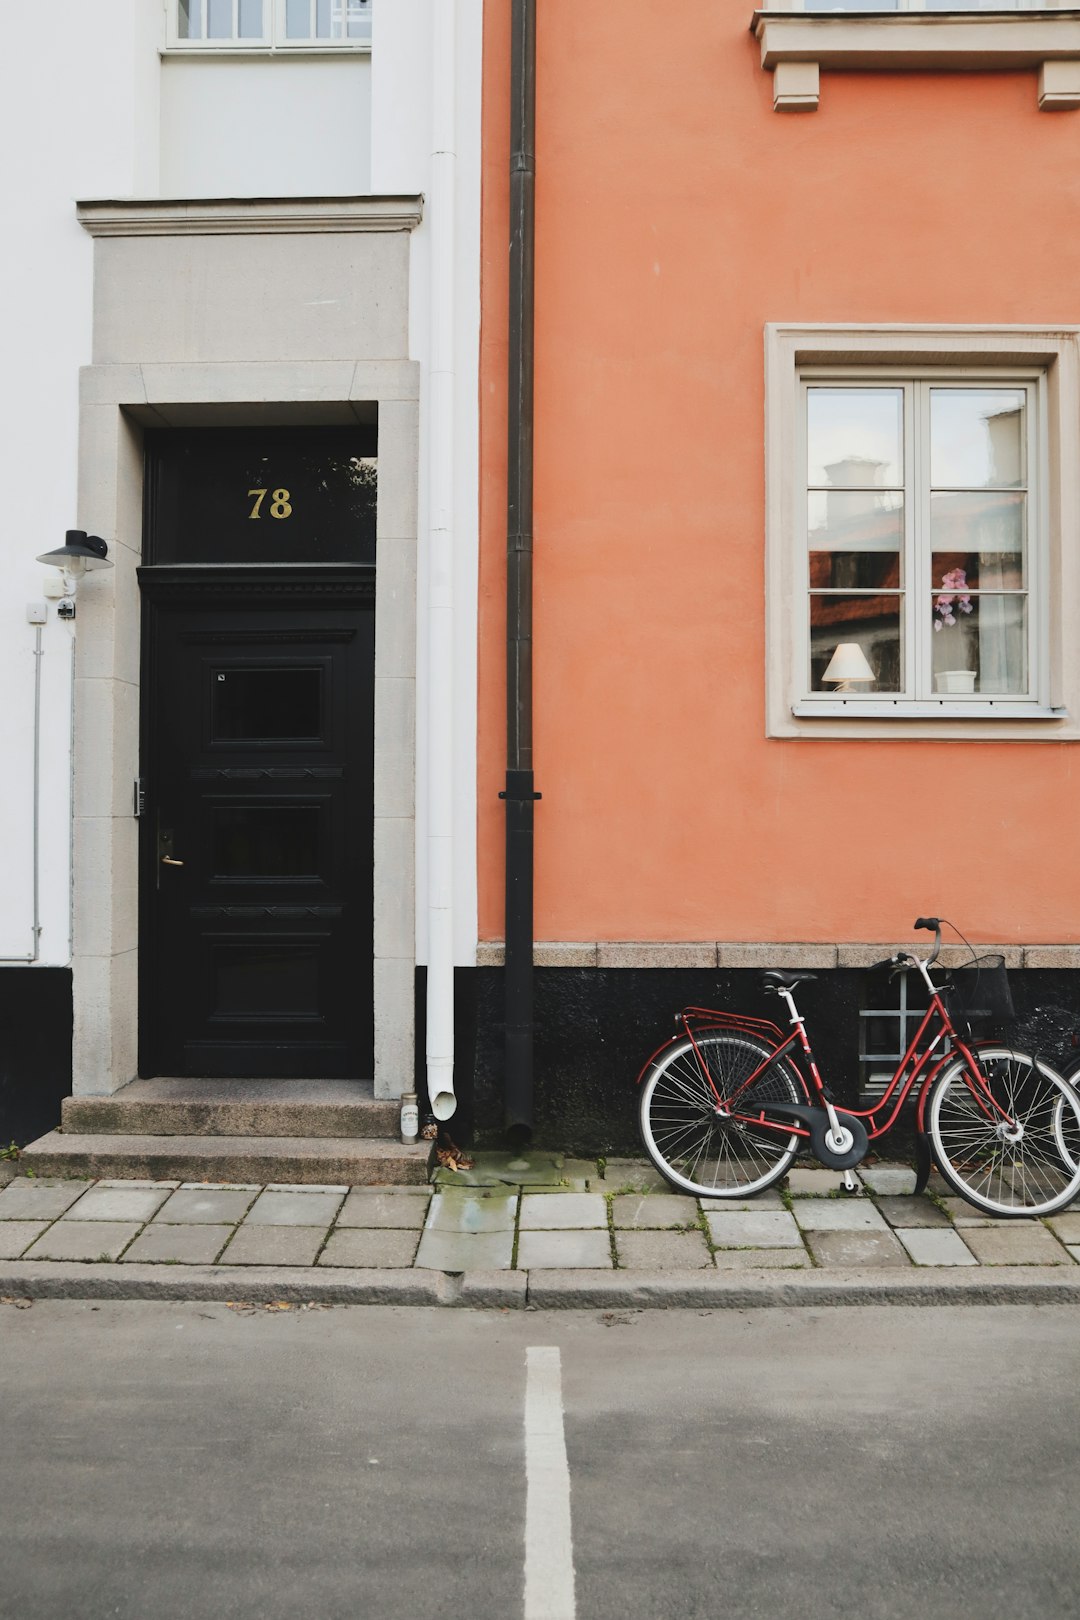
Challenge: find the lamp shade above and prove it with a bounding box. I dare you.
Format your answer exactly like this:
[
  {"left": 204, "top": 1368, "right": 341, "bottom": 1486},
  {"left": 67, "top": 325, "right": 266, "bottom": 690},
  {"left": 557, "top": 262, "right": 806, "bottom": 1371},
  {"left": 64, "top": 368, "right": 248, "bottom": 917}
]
[
  {"left": 822, "top": 642, "right": 874, "bottom": 686},
  {"left": 37, "top": 531, "right": 112, "bottom": 572}
]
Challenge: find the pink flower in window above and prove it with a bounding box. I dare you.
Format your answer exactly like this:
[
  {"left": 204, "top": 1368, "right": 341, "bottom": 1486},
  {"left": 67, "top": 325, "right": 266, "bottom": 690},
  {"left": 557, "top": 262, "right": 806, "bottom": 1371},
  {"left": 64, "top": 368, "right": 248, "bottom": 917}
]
[{"left": 933, "top": 567, "right": 973, "bottom": 631}]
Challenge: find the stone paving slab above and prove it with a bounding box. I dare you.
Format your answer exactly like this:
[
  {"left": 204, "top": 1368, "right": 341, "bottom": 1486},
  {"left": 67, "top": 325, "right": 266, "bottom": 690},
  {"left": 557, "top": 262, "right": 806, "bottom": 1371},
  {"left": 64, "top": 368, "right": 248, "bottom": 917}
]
[
  {"left": 705, "top": 1210, "right": 803, "bottom": 1248},
  {"left": 180, "top": 1182, "right": 261, "bottom": 1191},
  {"left": 597, "top": 1161, "right": 670, "bottom": 1194},
  {"left": 0, "top": 1222, "right": 49, "bottom": 1259},
  {"left": 805, "top": 1230, "right": 910, "bottom": 1268},
  {"left": 858, "top": 1165, "right": 918, "bottom": 1195},
  {"left": 220, "top": 1226, "right": 328, "bottom": 1266},
  {"left": 414, "top": 1229, "right": 514, "bottom": 1271},
  {"left": 516, "top": 1230, "right": 613, "bottom": 1269},
  {"left": 153, "top": 1189, "right": 258, "bottom": 1225},
  {"left": 336, "top": 1189, "right": 431, "bottom": 1228},
  {"left": 95, "top": 1179, "right": 182, "bottom": 1190},
  {"left": 0, "top": 1180, "right": 93, "bottom": 1220},
  {"left": 894, "top": 1228, "right": 978, "bottom": 1267},
  {"left": 710, "top": 1248, "right": 811, "bottom": 1270},
  {"left": 265, "top": 1183, "right": 349, "bottom": 1194},
  {"left": 699, "top": 1193, "right": 785, "bottom": 1212},
  {"left": 241, "top": 1190, "right": 344, "bottom": 1227},
  {"left": 960, "top": 1225, "right": 1070, "bottom": 1266},
  {"left": 318, "top": 1229, "right": 420, "bottom": 1268},
  {"left": 1045, "top": 1213, "right": 1080, "bottom": 1244},
  {"left": 614, "top": 1230, "right": 713, "bottom": 1269},
  {"left": 425, "top": 1191, "right": 518, "bottom": 1234},
  {"left": 786, "top": 1167, "right": 849, "bottom": 1196},
  {"left": 24, "top": 1222, "right": 143, "bottom": 1262},
  {"left": 62, "top": 1185, "right": 173, "bottom": 1223},
  {"left": 610, "top": 1194, "right": 698, "bottom": 1229},
  {"left": 873, "top": 1196, "right": 951, "bottom": 1229},
  {"left": 793, "top": 1199, "right": 889, "bottom": 1232},
  {"left": 121, "top": 1224, "right": 234, "bottom": 1265},
  {"left": 938, "top": 1198, "right": 1026, "bottom": 1228},
  {"left": 518, "top": 1193, "right": 607, "bottom": 1230}
]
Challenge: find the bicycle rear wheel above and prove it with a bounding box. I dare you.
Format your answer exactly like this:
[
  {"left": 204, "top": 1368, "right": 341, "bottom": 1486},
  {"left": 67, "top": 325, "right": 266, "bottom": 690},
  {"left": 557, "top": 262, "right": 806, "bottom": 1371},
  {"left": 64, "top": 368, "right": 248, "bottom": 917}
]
[
  {"left": 638, "top": 1032, "right": 804, "bottom": 1198},
  {"left": 927, "top": 1047, "right": 1080, "bottom": 1218}
]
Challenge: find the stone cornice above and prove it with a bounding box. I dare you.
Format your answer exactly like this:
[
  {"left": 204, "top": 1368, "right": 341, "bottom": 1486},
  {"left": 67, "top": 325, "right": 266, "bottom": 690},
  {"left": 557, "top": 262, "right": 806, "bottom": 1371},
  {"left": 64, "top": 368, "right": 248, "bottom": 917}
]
[
  {"left": 76, "top": 196, "right": 424, "bottom": 238},
  {"left": 751, "top": 11, "right": 1080, "bottom": 109}
]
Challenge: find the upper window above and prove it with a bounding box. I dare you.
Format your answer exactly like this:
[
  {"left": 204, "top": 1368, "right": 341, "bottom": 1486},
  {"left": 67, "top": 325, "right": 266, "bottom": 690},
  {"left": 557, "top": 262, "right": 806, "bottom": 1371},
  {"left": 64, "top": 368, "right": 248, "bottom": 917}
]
[
  {"left": 171, "top": 0, "right": 371, "bottom": 49},
  {"left": 765, "top": 327, "right": 1080, "bottom": 739},
  {"left": 803, "top": 378, "right": 1036, "bottom": 707}
]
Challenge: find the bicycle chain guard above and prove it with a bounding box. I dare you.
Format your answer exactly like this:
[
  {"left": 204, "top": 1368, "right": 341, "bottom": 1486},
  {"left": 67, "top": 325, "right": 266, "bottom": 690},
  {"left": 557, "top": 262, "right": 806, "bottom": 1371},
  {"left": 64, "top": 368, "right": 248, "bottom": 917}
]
[{"left": 765, "top": 1103, "right": 870, "bottom": 1170}]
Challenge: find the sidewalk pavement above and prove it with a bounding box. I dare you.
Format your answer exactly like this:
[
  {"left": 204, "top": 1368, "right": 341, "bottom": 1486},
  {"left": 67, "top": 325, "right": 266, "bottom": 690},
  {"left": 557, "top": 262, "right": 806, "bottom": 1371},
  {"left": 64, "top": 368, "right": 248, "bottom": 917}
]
[{"left": 3, "top": 1151, "right": 1080, "bottom": 1310}]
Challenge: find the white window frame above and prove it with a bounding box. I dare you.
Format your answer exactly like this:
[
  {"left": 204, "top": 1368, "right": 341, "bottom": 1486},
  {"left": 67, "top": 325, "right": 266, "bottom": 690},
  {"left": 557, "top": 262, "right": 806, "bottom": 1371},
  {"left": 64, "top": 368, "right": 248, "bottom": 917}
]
[
  {"left": 764, "top": 325, "right": 1080, "bottom": 740},
  {"left": 165, "top": 0, "right": 372, "bottom": 53}
]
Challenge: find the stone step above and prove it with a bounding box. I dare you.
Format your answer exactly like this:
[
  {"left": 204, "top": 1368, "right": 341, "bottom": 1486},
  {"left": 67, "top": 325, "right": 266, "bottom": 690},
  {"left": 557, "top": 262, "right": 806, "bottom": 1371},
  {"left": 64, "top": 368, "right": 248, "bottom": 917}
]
[
  {"left": 19, "top": 1132, "right": 431, "bottom": 1187},
  {"left": 62, "top": 1079, "right": 400, "bottom": 1140}
]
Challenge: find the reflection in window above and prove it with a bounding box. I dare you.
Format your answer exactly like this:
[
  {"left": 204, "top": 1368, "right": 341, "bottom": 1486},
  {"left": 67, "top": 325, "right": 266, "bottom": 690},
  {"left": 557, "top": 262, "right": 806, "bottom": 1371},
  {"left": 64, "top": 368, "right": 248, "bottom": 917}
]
[
  {"left": 176, "top": 0, "right": 371, "bottom": 44},
  {"left": 805, "top": 382, "right": 1031, "bottom": 699}
]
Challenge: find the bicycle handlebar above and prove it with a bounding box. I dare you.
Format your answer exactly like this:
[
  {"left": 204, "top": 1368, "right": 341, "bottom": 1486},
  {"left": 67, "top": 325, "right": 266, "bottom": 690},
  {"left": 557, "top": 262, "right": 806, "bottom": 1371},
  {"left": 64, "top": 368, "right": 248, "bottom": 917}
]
[{"left": 913, "top": 916, "right": 942, "bottom": 968}]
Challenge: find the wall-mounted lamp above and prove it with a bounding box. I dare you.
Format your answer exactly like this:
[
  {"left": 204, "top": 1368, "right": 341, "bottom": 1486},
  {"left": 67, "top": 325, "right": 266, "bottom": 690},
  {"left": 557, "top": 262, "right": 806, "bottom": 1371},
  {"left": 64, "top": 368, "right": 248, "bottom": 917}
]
[
  {"left": 37, "top": 531, "right": 113, "bottom": 601},
  {"left": 822, "top": 641, "right": 875, "bottom": 694}
]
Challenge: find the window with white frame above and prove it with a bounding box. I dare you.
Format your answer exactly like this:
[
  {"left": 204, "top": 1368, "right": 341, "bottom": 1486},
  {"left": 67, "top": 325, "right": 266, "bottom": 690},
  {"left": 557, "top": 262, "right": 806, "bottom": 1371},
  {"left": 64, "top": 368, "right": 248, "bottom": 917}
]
[
  {"left": 763, "top": 326, "right": 1080, "bottom": 739},
  {"left": 171, "top": 0, "right": 371, "bottom": 48},
  {"left": 801, "top": 375, "right": 1039, "bottom": 708}
]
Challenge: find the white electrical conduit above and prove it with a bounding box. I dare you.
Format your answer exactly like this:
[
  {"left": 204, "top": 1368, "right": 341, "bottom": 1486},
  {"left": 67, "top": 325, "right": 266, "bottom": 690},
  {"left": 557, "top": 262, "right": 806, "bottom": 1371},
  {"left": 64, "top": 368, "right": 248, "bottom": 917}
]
[{"left": 425, "top": 0, "right": 457, "bottom": 1122}]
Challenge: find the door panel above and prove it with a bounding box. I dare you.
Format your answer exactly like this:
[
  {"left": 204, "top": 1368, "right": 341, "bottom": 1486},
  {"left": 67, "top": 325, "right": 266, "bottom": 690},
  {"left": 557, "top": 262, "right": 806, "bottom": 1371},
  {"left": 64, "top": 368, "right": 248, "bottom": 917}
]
[{"left": 141, "top": 604, "right": 373, "bottom": 1078}]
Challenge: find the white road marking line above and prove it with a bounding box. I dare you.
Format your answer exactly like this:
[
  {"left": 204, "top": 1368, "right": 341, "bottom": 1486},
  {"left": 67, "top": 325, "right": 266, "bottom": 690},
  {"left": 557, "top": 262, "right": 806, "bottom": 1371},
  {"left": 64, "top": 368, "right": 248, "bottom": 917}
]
[{"left": 524, "top": 1346, "right": 576, "bottom": 1620}]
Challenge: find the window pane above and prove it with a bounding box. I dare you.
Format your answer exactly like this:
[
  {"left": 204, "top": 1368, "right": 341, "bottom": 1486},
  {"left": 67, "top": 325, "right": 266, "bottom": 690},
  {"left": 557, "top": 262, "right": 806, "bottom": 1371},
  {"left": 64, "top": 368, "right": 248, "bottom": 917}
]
[
  {"left": 178, "top": 0, "right": 202, "bottom": 38},
  {"left": 212, "top": 807, "right": 320, "bottom": 878},
  {"left": 930, "top": 389, "right": 1025, "bottom": 489},
  {"left": 930, "top": 596, "right": 1028, "bottom": 695},
  {"left": 286, "top": 0, "right": 312, "bottom": 38},
  {"left": 206, "top": 0, "right": 232, "bottom": 38},
  {"left": 809, "top": 490, "right": 903, "bottom": 589},
  {"left": 810, "top": 596, "right": 902, "bottom": 693},
  {"left": 317, "top": 0, "right": 332, "bottom": 36},
  {"left": 931, "top": 491, "right": 1025, "bottom": 592},
  {"left": 238, "top": 0, "right": 263, "bottom": 37},
  {"left": 346, "top": 0, "right": 372, "bottom": 38},
  {"left": 212, "top": 668, "right": 322, "bottom": 741},
  {"left": 807, "top": 389, "right": 903, "bottom": 488}
]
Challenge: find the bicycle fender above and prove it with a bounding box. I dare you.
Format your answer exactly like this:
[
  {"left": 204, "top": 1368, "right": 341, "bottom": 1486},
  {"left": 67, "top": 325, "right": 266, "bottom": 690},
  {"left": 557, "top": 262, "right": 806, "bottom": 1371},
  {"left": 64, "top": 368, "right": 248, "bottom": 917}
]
[{"left": 914, "top": 1132, "right": 933, "bottom": 1195}]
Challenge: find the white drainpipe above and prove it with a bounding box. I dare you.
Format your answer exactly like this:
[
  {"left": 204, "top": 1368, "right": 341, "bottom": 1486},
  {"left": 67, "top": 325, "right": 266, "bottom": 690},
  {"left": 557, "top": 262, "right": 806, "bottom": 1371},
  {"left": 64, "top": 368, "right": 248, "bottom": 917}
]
[{"left": 426, "top": 0, "right": 457, "bottom": 1122}]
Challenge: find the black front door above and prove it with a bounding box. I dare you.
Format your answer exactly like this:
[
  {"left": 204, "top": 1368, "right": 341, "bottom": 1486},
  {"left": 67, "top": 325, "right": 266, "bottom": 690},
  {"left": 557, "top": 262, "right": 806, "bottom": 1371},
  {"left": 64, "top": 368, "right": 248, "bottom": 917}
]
[{"left": 140, "top": 596, "right": 374, "bottom": 1079}]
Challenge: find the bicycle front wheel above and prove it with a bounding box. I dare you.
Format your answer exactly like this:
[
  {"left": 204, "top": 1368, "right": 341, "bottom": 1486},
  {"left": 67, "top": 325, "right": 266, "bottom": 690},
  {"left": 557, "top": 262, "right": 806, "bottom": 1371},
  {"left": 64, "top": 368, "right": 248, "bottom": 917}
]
[
  {"left": 638, "top": 1033, "right": 804, "bottom": 1199},
  {"left": 927, "top": 1047, "right": 1080, "bottom": 1218}
]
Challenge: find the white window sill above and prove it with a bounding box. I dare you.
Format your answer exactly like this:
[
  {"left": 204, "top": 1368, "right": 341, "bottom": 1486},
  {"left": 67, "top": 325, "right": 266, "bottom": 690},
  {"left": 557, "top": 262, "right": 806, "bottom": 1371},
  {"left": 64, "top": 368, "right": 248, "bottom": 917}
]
[
  {"left": 792, "top": 699, "right": 1066, "bottom": 720},
  {"left": 162, "top": 45, "right": 371, "bottom": 59},
  {"left": 751, "top": 10, "right": 1080, "bottom": 109}
]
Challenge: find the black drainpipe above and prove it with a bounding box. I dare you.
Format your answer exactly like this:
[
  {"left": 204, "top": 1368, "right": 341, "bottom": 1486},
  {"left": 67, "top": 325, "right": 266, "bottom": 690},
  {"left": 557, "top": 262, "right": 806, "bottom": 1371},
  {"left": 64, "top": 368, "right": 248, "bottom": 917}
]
[{"left": 502, "top": 0, "right": 539, "bottom": 1141}]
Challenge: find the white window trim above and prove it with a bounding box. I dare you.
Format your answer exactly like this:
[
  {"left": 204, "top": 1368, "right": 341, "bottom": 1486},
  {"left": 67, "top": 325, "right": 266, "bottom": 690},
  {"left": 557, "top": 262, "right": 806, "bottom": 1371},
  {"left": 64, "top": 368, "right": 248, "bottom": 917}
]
[
  {"left": 764, "top": 325, "right": 1080, "bottom": 740},
  {"left": 164, "top": 0, "right": 372, "bottom": 54}
]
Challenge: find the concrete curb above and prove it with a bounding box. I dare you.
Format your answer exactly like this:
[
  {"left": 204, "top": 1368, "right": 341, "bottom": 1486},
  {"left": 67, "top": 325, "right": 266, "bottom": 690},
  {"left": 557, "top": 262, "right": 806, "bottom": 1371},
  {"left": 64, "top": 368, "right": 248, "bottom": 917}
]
[{"left": 3, "top": 1262, "right": 1080, "bottom": 1309}]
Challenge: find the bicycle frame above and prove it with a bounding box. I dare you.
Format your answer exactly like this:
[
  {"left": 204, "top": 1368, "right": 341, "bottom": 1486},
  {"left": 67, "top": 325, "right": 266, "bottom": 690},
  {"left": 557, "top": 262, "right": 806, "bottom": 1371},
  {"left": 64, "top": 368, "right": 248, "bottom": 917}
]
[{"left": 637, "top": 971, "right": 1019, "bottom": 1148}]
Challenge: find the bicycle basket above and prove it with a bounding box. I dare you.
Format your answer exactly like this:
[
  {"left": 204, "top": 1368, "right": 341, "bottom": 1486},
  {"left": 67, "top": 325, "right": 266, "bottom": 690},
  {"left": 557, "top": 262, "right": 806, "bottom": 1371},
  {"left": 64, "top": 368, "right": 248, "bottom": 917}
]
[{"left": 944, "top": 954, "right": 1015, "bottom": 1030}]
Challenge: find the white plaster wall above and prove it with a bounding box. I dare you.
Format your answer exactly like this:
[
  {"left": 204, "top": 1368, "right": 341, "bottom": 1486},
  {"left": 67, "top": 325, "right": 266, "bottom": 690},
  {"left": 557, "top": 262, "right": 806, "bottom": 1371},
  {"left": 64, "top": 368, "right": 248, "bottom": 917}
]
[
  {"left": 160, "top": 56, "right": 372, "bottom": 196},
  {"left": 0, "top": 0, "right": 158, "bottom": 964},
  {"left": 372, "top": 0, "right": 482, "bottom": 968}
]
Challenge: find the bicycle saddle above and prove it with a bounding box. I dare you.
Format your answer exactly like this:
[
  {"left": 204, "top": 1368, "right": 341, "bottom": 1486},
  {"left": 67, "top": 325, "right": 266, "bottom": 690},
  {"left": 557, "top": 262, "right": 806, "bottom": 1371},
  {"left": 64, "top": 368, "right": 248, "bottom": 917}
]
[{"left": 761, "top": 970, "right": 818, "bottom": 990}]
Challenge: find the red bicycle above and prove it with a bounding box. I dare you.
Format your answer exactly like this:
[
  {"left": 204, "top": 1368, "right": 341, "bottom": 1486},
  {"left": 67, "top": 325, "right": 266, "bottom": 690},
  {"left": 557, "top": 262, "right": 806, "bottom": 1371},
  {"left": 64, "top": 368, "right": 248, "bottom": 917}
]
[{"left": 637, "top": 918, "right": 1080, "bottom": 1218}]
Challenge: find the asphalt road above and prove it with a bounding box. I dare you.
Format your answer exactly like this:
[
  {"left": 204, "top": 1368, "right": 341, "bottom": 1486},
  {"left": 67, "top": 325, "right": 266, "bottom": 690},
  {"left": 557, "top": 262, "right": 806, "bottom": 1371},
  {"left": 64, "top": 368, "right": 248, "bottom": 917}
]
[{"left": 1, "top": 1300, "right": 1078, "bottom": 1619}]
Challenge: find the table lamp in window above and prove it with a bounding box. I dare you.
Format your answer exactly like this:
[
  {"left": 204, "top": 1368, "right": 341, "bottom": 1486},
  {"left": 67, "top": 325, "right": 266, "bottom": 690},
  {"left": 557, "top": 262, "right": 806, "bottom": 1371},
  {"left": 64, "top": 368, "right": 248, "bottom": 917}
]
[{"left": 822, "top": 642, "right": 875, "bottom": 694}]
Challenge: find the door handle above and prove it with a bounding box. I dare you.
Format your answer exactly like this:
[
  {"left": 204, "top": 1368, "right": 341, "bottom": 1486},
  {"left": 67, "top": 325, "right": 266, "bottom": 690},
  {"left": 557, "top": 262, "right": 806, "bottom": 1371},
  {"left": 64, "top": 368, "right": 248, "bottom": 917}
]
[{"left": 161, "top": 856, "right": 185, "bottom": 867}]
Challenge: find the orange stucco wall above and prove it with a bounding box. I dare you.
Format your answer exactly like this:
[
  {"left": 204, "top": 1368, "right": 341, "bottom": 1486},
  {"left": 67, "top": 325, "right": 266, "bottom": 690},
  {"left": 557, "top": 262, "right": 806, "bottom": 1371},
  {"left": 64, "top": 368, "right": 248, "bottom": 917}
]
[{"left": 478, "top": 4, "right": 1080, "bottom": 947}]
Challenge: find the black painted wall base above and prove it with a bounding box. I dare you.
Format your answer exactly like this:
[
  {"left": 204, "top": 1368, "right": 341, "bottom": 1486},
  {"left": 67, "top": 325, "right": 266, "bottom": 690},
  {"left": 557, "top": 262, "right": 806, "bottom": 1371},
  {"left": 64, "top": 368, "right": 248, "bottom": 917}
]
[
  {"left": 0, "top": 968, "right": 72, "bottom": 1148},
  {"left": 456, "top": 966, "right": 1080, "bottom": 1157}
]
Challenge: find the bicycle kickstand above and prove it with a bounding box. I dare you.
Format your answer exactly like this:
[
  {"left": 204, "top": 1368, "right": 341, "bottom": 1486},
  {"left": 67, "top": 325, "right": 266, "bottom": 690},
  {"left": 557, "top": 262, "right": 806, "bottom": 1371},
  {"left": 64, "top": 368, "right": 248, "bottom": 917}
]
[{"left": 839, "top": 1169, "right": 860, "bottom": 1195}]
